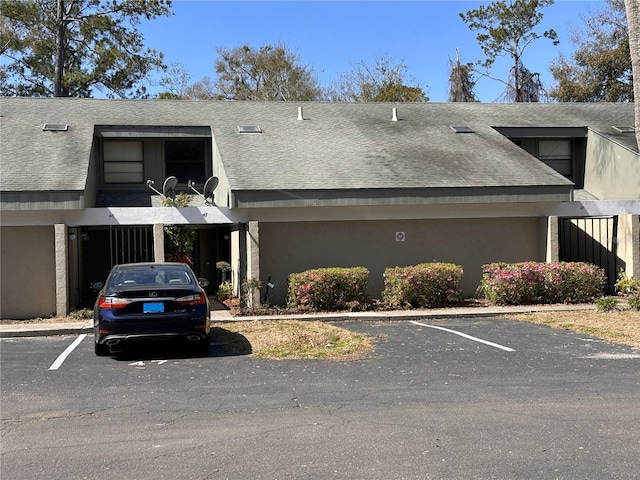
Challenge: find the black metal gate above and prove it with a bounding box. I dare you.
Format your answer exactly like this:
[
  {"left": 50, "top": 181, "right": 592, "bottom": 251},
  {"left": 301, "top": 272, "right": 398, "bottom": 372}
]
[
  {"left": 110, "top": 226, "right": 154, "bottom": 265},
  {"left": 559, "top": 216, "right": 618, "bottom": 294}
]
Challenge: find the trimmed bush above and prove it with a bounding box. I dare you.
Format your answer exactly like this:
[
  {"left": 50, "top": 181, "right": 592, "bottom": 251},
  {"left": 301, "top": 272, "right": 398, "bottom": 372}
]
[
  {"left": 288, "top": 267, "right": 369, "bottom": 311},
  {"left": 382, "top": 263, "right": 463, "bottom": 308},
  {"left": 480, "top": 262, "right": 605, "bottom": 305},
  {"left": 544, "top": 262, "right": 606, "bottom": 303},
  {"left": 628, "top": 294, "right": 640, "bottom": 311}
]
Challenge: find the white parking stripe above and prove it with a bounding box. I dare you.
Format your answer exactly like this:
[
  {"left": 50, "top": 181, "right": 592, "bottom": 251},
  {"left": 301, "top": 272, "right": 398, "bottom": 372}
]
[
  {"left": 48, "top": 334, "right": 87, "bottom": 371},
  {"left": 410, "top": 321, "right": 515, "bottom": 352}
]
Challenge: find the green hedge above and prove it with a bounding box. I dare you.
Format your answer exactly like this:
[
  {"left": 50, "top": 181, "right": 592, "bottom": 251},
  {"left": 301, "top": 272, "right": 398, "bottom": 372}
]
[
  {"left": 288, "top": 267, "right": 369, "bottom": 311},
  {"left": 480, "top": 262, "right": 605, "bottom": 305},
  {"left": 382, "top": 263, "right": 463, "bottom": 308}
]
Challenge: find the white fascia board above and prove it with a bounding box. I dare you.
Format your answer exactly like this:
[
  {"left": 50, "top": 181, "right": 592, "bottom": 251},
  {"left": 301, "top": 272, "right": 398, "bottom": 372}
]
[{"left": 553, "top": 200, "right": 640, "bottom": 217}]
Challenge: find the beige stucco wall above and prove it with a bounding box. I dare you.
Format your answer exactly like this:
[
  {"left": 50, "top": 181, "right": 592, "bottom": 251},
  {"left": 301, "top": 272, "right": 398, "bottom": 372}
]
[
  {"left": 584, "top": 131, "right": 640, "bottom": 200},
  {"left": 258, "top": 217, "right": 546, "bottom": 305},
  {"left": 1, "top": 226, "right": 56, "bottom": 319}
]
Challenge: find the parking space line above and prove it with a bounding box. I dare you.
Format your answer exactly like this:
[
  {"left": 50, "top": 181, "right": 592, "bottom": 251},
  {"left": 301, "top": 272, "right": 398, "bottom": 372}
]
[
  {"left": 48, "top": 334, "right": 87, "bottom": 371},
  {"left": 410, "top": 321, "right": 515, "bottom": 352}
]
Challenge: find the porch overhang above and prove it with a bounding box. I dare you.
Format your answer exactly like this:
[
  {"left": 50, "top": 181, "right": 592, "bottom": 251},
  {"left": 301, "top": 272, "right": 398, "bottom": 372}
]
[{"left": 0, "top": 207, "right": 238, "bottom": 227}]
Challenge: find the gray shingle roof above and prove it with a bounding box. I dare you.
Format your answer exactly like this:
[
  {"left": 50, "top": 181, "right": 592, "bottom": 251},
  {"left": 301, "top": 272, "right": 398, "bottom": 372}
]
[{"left": 1, "top": 98, "right": 636, "bottom": 197}]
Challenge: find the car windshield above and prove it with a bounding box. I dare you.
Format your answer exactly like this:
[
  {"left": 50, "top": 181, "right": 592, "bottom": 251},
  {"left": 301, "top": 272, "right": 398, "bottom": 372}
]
[{"left": 110, "top": 266, "right": 193, "bottom": 287}]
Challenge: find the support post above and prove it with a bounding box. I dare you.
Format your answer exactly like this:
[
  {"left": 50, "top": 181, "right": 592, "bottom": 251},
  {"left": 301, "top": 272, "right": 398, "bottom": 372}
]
[
  {"left": 153, "top": 224, "right": 165, "bottom": 262},
  {"left": 546, "top": 216, "right": 560, "bottom": 263},
  {"left": 246, "top": 221, "right": 260, "bottom": 308},
  {"left": 54, "top": 224, "right": 69, "bottom": 316}
]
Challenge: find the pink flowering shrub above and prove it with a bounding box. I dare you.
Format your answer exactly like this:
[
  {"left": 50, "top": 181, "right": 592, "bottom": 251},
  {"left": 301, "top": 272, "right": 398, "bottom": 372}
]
[
  {"left": 382, "top": 263, "right": 463, "bottom": 308},
  {"left": 288, "top": 267, "right": 369, "bottom": 311},
  {"left": 480, "top": 262, "right": 605, "bottom": 305}
]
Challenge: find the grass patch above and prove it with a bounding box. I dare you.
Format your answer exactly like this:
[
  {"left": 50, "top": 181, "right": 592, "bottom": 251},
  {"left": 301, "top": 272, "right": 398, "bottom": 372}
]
[
  {"left": 507, "top": 309, "right": 640, "bottom": 349},
  {"left": 216, "top": 320, "right": 374, "bottom": 360}
]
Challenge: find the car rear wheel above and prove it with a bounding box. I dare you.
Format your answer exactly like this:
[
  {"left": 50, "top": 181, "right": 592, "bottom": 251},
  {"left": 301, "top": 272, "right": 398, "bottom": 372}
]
[
  {"left": 94, "top": 337, "right": 110, "bottom": 356},
  {"left": 93, "top": 329, "right": 111, "bottom": 357}
]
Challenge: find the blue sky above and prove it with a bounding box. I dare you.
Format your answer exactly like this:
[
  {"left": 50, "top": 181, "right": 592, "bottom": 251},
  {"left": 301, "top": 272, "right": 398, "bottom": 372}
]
[{"left": 140, "top": 0, "right": 607, "bottom": 102}]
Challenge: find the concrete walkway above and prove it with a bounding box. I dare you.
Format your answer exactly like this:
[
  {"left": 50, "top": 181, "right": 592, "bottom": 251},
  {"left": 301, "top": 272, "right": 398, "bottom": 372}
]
[{"left": 0, "top": 303, "right": 595, "bottom": 338}]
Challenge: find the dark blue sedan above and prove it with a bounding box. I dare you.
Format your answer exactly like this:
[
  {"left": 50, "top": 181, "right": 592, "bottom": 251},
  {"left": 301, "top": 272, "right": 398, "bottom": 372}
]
[{"left": 93, "top": 263, "right": 211, "bottom": 356}]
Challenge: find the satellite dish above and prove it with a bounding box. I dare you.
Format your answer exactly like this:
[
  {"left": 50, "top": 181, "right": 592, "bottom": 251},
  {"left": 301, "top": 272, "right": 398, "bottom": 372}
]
[
  {"left": 188, "top": 176, "right": 218, "bottom": 206},
  {"left": 203, "top": 176, "right": 219, "bottom": 205},
  {"left": 162, "top": 176, "right": 178, "bottom": 201}
]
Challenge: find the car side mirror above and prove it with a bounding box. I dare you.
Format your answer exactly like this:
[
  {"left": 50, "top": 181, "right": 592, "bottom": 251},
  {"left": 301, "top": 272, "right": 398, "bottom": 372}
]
[
  {"left": 90, "top": 281, "right": 104, "bottom": 291},
  {"left": 198, "top": 278, "right": 210, "bottom": 288}
]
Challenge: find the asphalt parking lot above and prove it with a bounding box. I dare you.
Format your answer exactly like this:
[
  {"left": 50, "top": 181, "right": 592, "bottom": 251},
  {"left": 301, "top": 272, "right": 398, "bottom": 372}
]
[{"left": 2, "top": 317, "right": 640, "bottom": 480}]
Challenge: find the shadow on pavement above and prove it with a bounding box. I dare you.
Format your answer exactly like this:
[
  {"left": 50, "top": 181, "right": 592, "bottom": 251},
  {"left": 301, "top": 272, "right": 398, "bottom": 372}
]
[{"left": 107, "top": 327, "right": 252, "bottom": 361}]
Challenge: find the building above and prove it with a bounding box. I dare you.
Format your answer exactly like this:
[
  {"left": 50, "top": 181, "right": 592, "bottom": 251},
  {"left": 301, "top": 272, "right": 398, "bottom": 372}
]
[{"left": 1, "top": 98, "right": 639, "bottom": 319}]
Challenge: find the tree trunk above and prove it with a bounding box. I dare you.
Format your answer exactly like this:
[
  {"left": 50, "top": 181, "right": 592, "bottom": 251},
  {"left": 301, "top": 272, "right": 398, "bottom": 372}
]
[
  {"left": 624, "top": 0, "right": 640, "bottom": 150},
  {"left": 54, "top": 0, "right": 66, "bottom": 97}
]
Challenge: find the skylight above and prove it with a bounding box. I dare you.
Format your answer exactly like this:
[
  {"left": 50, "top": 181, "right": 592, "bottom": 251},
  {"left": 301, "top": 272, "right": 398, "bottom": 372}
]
[
  {"left": 612, "top": 125, "right": 635, "bottom": 133},
  {"left": 450, "top": 125, "right": 474, "bottom": 133},
  {"left": 42, "top": 123, "right": 69, "bottom": 132},
  {"left": 237, "top": 125, "right": 262, "bottom": 134}
]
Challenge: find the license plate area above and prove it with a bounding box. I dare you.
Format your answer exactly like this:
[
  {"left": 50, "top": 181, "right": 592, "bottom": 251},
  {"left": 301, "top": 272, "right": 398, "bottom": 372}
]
[{"left": 143, "top": 302, "right": 164, "bottom": 313}]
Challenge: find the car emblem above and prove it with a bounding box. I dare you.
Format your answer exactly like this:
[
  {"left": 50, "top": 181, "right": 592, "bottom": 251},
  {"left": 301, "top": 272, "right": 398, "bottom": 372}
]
[{"left": 149, "top": 291, "right": 158, "bottom": 298}]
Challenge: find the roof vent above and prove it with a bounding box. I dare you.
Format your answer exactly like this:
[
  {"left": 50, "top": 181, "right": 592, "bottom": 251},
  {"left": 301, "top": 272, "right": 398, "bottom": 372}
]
[
  {"left": 612, "top": 125, "right": 635, "bottom": 133},
  {"left": 297, "top": 106, "right": 304, "bottom": 121},
  {"left": 42, "top": 123, "right": 69, "bottom": 132},
  {"left": 392, "top": 108, "right": 398, "bottom": 122},
  {"left": 450, "top": 125, "right": 474, "bottom": 133},
  {"left": 237, "top": 125, "right": 262, "bottom": 134}
]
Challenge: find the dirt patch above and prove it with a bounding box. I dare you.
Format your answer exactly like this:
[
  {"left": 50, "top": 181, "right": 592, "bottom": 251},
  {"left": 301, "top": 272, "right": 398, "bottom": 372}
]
[
  {"left": 507, "top": 309, "right": 640, "bottom": 349},
  {"left": 217, "top": 320, "right": 374, "bottom": 360}
]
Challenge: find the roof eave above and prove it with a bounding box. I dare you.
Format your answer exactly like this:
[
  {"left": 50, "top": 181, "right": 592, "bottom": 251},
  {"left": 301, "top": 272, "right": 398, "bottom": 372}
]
[
  {"left": 231, "top": 186, "right": 573, "bottom": 209},
  {"left": 0, "top": 191, "right": 85, "bottom": 210}
]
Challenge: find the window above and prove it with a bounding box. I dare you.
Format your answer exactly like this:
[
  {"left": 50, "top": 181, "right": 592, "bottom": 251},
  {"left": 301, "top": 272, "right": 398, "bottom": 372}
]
[
  {"left": 103, "top": 141, "right": 144, "bottom": 184},
  {"left": 538, "top": 139, "right": 572, "bottom": 177},
  {"left": 165, "top": 140, "right": 206, "bottom": 183}
]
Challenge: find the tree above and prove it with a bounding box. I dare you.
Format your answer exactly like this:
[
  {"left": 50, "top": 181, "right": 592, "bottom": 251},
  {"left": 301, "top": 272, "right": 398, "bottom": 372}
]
[
  {"left": 213, "top": 43, "right": 321, "bottom": 101},
  {"left": 0, "top": 0, "right": 172, "bottom": 98},
  {"left": 158, "top": 61, "right": 191, "bottom": 99},
  {"left": 327, "top": 55, "right": 428, "bottom": 102},
  {"left": 163, "top": 193, "right": 196, "bottom": 265},
  {"left": 184, "top": 77, "right": 216, "bottom": 100},
  {"left": 506, "top": 60, "right": 543, "bottom": 101},
  {"left": 623, "top": 0, "right": 640, "bottom": 149},
  {"left": 549, "top": 0, "right": 632, "bottom": 102},
  {"left": 448, "top": 49, "right": 477, "bottom": 102},
  {"left": 158, "top": 62, "right": 217, "bottom": 100},
  {"left": 460, "top": 0, "right": 559, "bottom": 102}
]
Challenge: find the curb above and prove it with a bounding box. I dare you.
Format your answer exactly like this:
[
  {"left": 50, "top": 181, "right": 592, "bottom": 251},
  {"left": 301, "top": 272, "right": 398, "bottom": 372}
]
[{"left": 0, "top": 324, "right": 93, "bottom": 338}]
